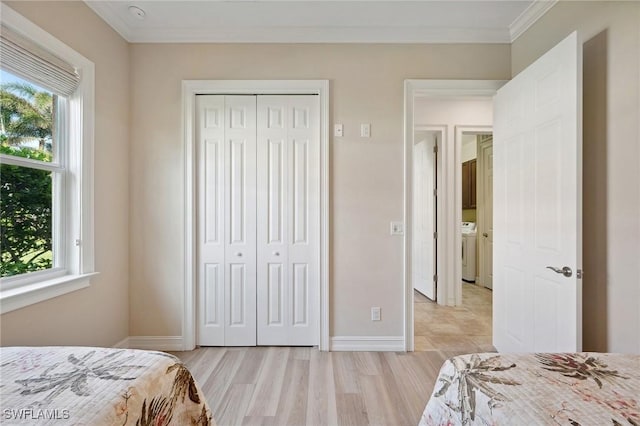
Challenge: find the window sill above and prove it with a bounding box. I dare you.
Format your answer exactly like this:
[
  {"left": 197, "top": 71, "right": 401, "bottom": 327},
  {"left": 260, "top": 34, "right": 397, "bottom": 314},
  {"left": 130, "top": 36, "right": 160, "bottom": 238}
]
[{"left": 0, "top": 272, "right": 98, "bottom": 314}]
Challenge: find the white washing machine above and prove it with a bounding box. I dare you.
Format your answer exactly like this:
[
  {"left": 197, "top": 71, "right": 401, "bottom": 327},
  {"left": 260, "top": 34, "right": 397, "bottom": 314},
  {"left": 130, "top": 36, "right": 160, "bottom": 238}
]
[{"left": 462, "top": 222, "right": 477, "bottom": 283}]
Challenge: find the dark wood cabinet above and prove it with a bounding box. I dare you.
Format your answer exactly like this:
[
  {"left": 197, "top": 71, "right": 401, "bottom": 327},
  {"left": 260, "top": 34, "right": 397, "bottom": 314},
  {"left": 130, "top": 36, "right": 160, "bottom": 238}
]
[{"left": 462, "top": 159, "right": 477, "bottom": 209}]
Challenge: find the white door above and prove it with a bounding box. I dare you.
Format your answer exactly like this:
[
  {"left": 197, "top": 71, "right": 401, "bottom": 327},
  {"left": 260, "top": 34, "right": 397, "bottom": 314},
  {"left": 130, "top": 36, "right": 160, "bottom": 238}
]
[
  {"left": 257, "top": 95, "right": 319, "bottom": 345},
  {"left": 197, "top": 95, "right": 257, "bottom": 346},
  {"left": 413, "top": 136, "right": 436, "bottom": 300},
  {"left": 493, "top": 32, "right": 582, "bottom": 353},
  {"left": 479, "top": 139, "right": 493, "bottom": 289}
]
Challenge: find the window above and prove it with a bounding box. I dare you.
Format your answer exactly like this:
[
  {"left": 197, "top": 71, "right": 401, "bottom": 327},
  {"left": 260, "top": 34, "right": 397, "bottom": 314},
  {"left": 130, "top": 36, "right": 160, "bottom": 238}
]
[
  {"left": 1, "top": 71, "right": 62, "bottom": 278},
  {"left": 0, "top": 4, "right": 95, "bottom": 314}
]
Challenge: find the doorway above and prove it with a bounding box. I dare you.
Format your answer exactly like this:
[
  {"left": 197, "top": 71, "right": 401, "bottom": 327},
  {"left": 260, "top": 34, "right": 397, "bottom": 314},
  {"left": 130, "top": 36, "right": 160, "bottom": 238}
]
[
  {"left": 406, "top": 32, "right": 583, "bottom": 354},
  {"left": 403, "top": 80, "right": 505, "bottom": 351},
  {"left": 412, "top": 124, "right": 495, "bottom": 351}
]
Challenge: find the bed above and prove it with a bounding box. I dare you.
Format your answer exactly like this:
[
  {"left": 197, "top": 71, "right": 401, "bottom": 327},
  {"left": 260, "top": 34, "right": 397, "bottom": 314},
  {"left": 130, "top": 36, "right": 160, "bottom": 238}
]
[
  {"left": 420, "top": 352, "right": 640, "bottom": 426},
  {"left": 0, "top": 346, "right": 213, "bottom": 425}
]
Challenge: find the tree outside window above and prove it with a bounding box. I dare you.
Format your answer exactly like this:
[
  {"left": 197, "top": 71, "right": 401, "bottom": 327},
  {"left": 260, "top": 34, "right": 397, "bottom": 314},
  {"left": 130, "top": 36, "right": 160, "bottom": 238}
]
[{"left": 1, "top": 71, "right": 56, "bottom": 277}]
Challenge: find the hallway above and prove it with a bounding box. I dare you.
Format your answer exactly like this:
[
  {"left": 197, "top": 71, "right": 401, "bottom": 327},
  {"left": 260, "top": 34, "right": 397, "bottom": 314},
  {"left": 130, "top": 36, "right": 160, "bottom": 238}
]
[{"left": 414, "top": 283, "right": 493, "bottom": 352}]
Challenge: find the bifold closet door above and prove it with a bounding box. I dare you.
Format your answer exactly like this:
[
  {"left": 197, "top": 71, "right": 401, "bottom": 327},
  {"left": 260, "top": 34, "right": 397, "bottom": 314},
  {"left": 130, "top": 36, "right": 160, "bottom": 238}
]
[
  {"left": 197, "top": 95, "right": 257, "bottom": 346},
  {"left": 196, "top": 94, "right": 319, "bottom": 347},
  {"left": 256, "top": 95, "right": 319, "bottom": 346}
]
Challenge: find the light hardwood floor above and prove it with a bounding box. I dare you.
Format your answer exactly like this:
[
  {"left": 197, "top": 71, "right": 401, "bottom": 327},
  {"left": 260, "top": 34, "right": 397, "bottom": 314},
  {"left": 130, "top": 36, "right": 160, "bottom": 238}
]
[
  {"left": 173, "top": 347, "right": 470, "bottom": 426},
  {"left": 173, "top": 283, "right": 493, "bottom": 425}
]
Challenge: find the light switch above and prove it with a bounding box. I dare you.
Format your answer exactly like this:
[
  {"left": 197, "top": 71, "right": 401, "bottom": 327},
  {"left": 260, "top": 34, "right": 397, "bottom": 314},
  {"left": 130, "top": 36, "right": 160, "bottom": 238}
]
[
  {"left": 334, "top": 124, "right": 344, "bottom": 137},
  {"left": 361, "top": 123, "right": 371, "bottom": 138},
  {"left": 371, "top": 307, "right": 381, "bottom": 321}
]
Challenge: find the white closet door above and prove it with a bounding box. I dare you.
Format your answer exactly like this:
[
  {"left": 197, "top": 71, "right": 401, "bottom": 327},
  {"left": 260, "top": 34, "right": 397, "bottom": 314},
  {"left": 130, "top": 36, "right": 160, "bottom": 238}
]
[
  {"left": 197, "top": 95, "right": 257, "bottom": 346},
  {"left": 257, "top": 95, "right": 319, "bottom": 345},
  {"left": 197, "top": 95, "right": 226, "bottom": 345},
  {"left": 224, "top": 95, "right": 257, "bottom": 346}
]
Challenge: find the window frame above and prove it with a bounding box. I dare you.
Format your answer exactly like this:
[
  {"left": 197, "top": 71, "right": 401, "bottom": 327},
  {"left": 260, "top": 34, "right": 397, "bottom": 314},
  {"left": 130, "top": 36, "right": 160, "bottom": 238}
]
[
  {"left": 1, "top": 92, "right": 66, "bottom": 284},
  {"left": 0, "top": 4, "right": 96, "bottom": 314}
]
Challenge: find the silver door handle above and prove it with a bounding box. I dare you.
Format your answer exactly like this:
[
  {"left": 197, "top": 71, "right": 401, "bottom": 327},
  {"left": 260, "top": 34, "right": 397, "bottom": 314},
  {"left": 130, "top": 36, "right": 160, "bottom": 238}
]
[
  {"left": 236, "top": 252, "right": 243, "bottom": 257},
  {"left": 483, "top": 233, "right": 488, "bottom": 237},
  {"left": 273, "top": 251, "right": 280, "bottom": 256},
  {"left": 546, "top": 266, "right": 572, "bottom": 277}
]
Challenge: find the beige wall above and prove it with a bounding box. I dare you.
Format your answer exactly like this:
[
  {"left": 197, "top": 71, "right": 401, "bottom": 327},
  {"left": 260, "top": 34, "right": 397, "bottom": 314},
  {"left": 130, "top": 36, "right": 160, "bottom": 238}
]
[
  {"left": 129, "top": 43, "right": 510, "bottom": 338},
  {"left": 0, "top": 2, "right": 130, "bottom": 347},
  {"left": 513, "top": 1, "right": 640, "bottom": 353}
]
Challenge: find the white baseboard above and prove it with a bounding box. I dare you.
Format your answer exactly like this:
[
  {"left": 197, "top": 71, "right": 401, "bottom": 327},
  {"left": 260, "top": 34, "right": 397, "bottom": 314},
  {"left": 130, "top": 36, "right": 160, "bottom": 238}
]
[
  {"left": 112, "top": 337, "right": 130, "bottom": 349},
  {"left": 124, "top": 336, "right": 185, "bottom": 351},
  {"left": 330, "top": 336, "right": 404, "bottom": 352}
]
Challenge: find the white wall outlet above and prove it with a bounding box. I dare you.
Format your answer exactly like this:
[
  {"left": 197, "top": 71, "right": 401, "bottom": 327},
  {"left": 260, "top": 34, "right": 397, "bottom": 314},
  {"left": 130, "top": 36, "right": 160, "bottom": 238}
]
[
  {"left": 360, "top": 123, "right": 371, "bottom": 138},
  {"left": 371, "top": 307, "right": 381, "bottom": 321},
  {"left": 334, "top": 123, "right": 344, "bottom": 137},
  {"left": 390, "top": 221, "right": 404, "bottom": 235}
]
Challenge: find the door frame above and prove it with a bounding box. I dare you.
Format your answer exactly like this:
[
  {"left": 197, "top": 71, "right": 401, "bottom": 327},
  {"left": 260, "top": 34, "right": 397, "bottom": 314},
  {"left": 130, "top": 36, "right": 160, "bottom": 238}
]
[
  {"left": 403, "top": 80, "right": 505, "bottom": 351},
  {"left": 182, "top": 80, "right": 330, "bottom": 351},
  {"left": 477, "top": 135, "right": 493, "bottom": 289}
]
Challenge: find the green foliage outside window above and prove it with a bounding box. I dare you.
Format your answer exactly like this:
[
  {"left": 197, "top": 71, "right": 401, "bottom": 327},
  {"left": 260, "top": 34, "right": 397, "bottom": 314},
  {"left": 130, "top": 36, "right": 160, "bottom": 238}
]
[{"left": 1, "top": 78, "right": 54, "bottom": 277}]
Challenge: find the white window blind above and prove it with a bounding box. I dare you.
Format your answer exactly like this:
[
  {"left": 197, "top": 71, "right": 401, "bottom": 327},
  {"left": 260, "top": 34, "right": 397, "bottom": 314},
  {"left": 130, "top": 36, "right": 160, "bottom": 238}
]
[{"left": 0, "top": 25, "right": 80, "bottom": 96}]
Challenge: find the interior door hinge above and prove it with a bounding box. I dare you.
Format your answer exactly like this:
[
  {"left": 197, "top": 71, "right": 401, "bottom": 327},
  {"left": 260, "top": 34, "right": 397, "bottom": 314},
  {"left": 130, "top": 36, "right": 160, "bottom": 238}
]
[
  {"left": 577, "top": 269, "right": 583, "bottom": 279},
  {"left": 433, "top": 231, "right": 437, "bottom": 239},
  {"left": 433, "top": 145, "right": 438, "bottom": 154},
  {"left": 433, "top": 188, "right": 437, "bottom": 197},
  {"left": 433, "top": 274, "right": 438, "bottom": 282}
]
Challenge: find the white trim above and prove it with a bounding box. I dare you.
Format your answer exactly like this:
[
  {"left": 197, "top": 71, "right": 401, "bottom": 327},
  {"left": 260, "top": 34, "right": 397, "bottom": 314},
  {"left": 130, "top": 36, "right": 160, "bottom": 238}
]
[
  {"left": 112, "top": 27, "right": 511, "bottom": 44},
  {"left": 182, "top": 80, "right": 330, "bottom": 351},
  {"left": 83, "top": 1, "right": 134, "bottom": 42},
  {"left": 403, "top": 80, "right": 506, "bottom": 352},
  {"left": 330, "top": 336, "right": 404, "bottom": 352},
  {"left": 128, "top": 336, "right": 184, "bottom": 352},
  {"left": 0, "top": 273, "right": 97, "bottom": 314},
  {"left": 0, "top": 155, "right": 65, "bottom": 173},
  {"left": 509, "top": 0, "right": 558, "bottom": 42},
  {"left": 82, "top": 2, "right": 511, "bottom": 44},
  {"left": 0, "top": 4, "right": 96, "bottom": 310},
  {"left": 112, "top": 337, "right": 130, "bottom": 349}
]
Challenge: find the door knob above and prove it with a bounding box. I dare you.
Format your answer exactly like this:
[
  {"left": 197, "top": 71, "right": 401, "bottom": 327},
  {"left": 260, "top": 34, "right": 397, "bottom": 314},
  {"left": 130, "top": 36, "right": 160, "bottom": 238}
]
[
  {"left": 483, "top": 233, "right": 488, "bottom": 237},
  {"left": 273, "top": 251, "right": 280, "bottom": 256},
  {"left": 546, "top": 266, "right": 572, "bottom": 277},
  {"left": 236, "top": 252, "right": 243, "bottom": 257}
]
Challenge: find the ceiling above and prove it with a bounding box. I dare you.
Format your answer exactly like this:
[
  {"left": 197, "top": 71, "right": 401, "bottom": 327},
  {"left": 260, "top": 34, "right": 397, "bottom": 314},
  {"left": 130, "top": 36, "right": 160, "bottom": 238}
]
[{"left": 85, "top": 0, "right": 557, "bottom": 44}]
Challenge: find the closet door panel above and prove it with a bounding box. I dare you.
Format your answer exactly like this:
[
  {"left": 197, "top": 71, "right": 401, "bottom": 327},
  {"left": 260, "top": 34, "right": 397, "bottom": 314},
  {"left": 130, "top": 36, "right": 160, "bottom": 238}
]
[
  {"left": 257, "top": 96, "right": 289, "bottom": 344},
  {"left": 224, "top": 95, "right": 257, "bottom": 346},
  {"left": 287, "top": 96, "right": 319, "bottom": 345},
  {"left": 197, "top": 96, "right": 225, "bottom": 345},
  {"left": 257, "top": 95, "right": 319, "bottom": 346}
]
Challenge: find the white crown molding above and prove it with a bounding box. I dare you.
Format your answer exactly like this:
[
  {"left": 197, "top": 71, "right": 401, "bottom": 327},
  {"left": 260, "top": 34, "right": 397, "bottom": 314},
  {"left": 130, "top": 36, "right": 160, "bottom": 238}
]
[
  {"left": 330, "top": 336, "right": 404, "bottom": 351},
  {"left": 84, "top": 1, "right": 134, "bottom": 42},
  {"left": 83, "top": 0, "right": 511, "bottom": 44},
  {"left": 509, "top": 0, "right": 558, "bottom": 42},
  {"left": 127, "top": 26, "right": 510, "bottom": 44}
]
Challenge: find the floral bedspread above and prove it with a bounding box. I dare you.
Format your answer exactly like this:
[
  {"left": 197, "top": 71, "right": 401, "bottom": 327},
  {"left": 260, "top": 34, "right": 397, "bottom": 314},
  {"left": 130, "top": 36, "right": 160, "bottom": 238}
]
[
  {"left": 0, "top": 346, "right": 214, "bottom": 425},
  {"left": 420, "top": 352, "right": 640, "bottom": 426}
]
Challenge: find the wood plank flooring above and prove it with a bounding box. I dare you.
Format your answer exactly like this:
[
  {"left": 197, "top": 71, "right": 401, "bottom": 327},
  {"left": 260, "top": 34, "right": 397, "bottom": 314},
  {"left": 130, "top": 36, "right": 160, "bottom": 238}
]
[
  {"left": 173, "top": 283, "right": 493, "bottom": 425},
  {"left": 173, "top": 347, "right": 469, "bottom": 426}
]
